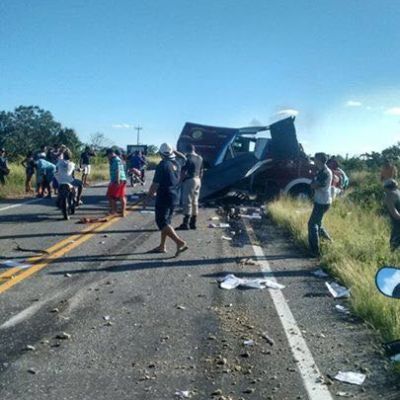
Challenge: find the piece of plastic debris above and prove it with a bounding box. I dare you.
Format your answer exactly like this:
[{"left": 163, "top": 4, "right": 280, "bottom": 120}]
[
  {"left": 243, "top": 339, "right": 255, "bottom": 346},
  {"left": 174, "top": 390, "right": 191, "bottom": 398},
  {"left": 140, "top": 210, "right": 155, "bottom": 214},
  {"left": 64, "top": 273, "right": 72, "bottom": 278},
  {"left": 261, "top": 332, "right": 275, "bottom": 346},
  {"left": 241, "top": 214, "right": 262, "bottom": 220},
  {"left": 210, "top": 216, "right": 220, "bottom": 221},
  {"left": 56, "top": 332, "right": 71, "bottom": 340},
  {"left": 176, "top": 305, "right": 186, "bottom": 310},
  {"left": 325, "top": 282, "right": 350, "bottom": 298},
  {"left": 312, "top": 268, "right": 329, "bottom": 278},
  {"left": 336, "top": 392, "right": 352, "bottom": 398},
  {"left": 25, "top": 345, "right": 36, "bottom": 351},
  {"left": 334, "top": 371, "right": 366, "bottom": 385},
  {"left": 218, "top": 274, "right": 285, "bottom": 290},
  {"left": 103, "top": 316, "right": 110, "bottom": 321},
  {"left": 222, "top": 236, "right": 233, "bottom": 241},
  {"left": 335, "top": 305, "right": 350, "bottom": 314}
]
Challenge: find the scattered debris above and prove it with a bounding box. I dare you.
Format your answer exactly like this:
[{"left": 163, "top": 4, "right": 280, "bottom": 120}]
[
  {"left": 140, "top": 210, "right": 155, "bottom": 215},
  {"left": 240, "top": 258, "right": 259, "bottom": 266},
  {"left": 56, "top": 332, "right": 71, "bottom": 340},
  {"left": 176, "top": 305, "right": 186, "bottom": 310},
  {"left": 175, "top": 390, "right": 191, "bottom": 398},
  {"left": 335, "top": 305, "right": 351, "bottom": 315},
  {"left": 24, "top": 345, "right": 36, "bottom": 351},
  {"left": 27, "top": 368, "right": 37, "bottom": 374},
  {"left": 312, "top": 268, "right": 329, "bottom": 278},
  {"left": 15, "top": 244, "right": 49, "bottom": 254},
  {"left": 325, "top": 282, "right": 350, "bottom": 299},
  {"left": 243, "top": 339, "right": 255, "bottom": 346},
  {"left": 336, "top": 392, "right": 352, "bottom": 398},
  {"left": 209, "top": 223, "right": 230, "bottom": 229},
  {"left": 221, "top": 236, "right": 233, "bottom": 241},
  {"left": 78, "top": 217, "right": 108, "bottom": 224},
  {"left": 103, "top": 316, "right": 111, "bottom": 321},
  {"left": 241, "top": 214, "right": 262, "bottom": 220},
  {"left": 334, "top": 371, "right": 366, "bottom": 386},
  {"left": 209, "top": 216, "right": 220, "bottom": 221},
  {"left": 261, "top": 332, "right": 275, "bottom": 346},
  {"left": 50, "top": 308, "right": 59, "bottom": 313},
  {"left": 64, "top": 273, "right": 72, "bottom": 278},
  {"left": 211, "top": 389, "right": 223, "bottom": 396},
  {"left": 218, "top": 274, "right": 285, "bottom": 290}
]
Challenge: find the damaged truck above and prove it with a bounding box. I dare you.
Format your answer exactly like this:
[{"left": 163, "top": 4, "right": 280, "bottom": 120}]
[{"left": 177, "top": 117, "right": 317, "bottom": 201}]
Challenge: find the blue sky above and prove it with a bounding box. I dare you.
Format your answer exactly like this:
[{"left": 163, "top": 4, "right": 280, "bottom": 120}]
[{"left": 1, "top": 0, "right": 399, "bottom": 155}]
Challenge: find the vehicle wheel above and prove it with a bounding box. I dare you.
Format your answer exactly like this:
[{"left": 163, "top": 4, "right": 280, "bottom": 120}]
[
  {"left": 61, "top": 197, "right": 69, "bottom": 220},
  {"left": 289, "top": 184, "right": 312, "bottom": 200}
]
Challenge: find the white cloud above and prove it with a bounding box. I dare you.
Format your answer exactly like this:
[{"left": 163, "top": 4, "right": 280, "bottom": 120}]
[
  {"left": 385, "top": 107, "right": 400, "bottom": 116},
  {"left": 345, "top": 100, "right": 363, "bottom": 107},
  {"left": 111, "top": 123, "right": 134, "bottom": 129},
  {"left": 276, "top": 109, "right": 299, "bottom": 117}
]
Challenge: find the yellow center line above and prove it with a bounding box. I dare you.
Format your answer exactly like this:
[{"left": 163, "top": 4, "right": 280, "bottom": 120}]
[{"left": 0, "top": 202, "right": 144, "bottom": 294}]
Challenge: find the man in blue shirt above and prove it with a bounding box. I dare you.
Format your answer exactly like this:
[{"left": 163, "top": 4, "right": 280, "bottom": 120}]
[
  {"left": 36, "top": 156, "right": 56, "bottom": 198},
  {"left": 145, "top": 143, "right": 188, "bottom": 257}
]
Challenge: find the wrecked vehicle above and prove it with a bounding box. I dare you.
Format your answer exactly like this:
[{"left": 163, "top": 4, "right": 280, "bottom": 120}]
[{"left": 177, "top": 117, "right": 316, "bottom": 201}]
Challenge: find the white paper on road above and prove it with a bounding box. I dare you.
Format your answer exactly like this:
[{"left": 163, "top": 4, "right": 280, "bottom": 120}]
[
  {"left": 219, "top": 274, "right": 285, "bottom": 290},
  {"left": 335, "top": 305, "right": 350, "bottom": 314},
  {"left": 175, "top": 390, "right": 191, "bottom": 398},
  {"left": 325, "top": 282, "right": 350, "bottom": 298},
  {"left": 2, "top": 260, "right": 31, "bottom": 270},
  {"left": 334, "top": 371, "right": 366, "bottom": 385},
  {"left": 140, "top": 210, "right": 155, "bottom": 214},
  {"left": 312, "top": 268, "right": 329, "bottom": 278},
  {"left": 221, "top": 236, "right": 233, "bottom": 241}
]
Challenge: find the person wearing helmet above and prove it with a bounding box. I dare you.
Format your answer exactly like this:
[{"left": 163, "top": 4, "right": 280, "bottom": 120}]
[{"left": 145, "top": 143, "right": 188, "bottom": 257}]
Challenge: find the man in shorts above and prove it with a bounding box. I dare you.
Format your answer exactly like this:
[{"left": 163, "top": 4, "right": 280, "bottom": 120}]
[
  {"left": 145, "top": 143, "right": 188, "bottom": 257},
  {"left": 80, "top": 146, "right": 95, "bottom": 187},
  {"left": 106, "top": 148, "right": 127, "bottom": 216}
]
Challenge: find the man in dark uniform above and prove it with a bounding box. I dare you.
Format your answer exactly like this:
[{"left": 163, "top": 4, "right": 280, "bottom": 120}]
[
  {"left": 145, "top": 143, "right": 188, "bottom": 257},
  {"left": 383, "top": 179, "right": 400, "bottom": 251},
  {"left": 177, "top": 144, "right": 204, "bottom": 230}
]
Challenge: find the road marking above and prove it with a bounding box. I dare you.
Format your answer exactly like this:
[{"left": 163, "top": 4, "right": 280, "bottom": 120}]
[
  {"left": 0, "top": 198, "right": 42, "bottom": 212},
  {"left": 244, "top": 221, "right": 333, "bottom": 400},
  {"left": 0, "top": 202, "right": 144, "bottom": 294}
]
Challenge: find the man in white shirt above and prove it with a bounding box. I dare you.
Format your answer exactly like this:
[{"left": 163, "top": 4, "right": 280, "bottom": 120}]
[
  {"left": 308, "top": 152, "right": 333, "bottom": 255},
  {"left": 55, "top": 149, "right": 83, "bottom": 205}
]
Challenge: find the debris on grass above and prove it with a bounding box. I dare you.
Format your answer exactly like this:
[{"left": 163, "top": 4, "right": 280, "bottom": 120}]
[
  {"left": 312, "top": 268, "right": 329, "bottom": 278},
  {"left": 335, "top": 305, "right": 351, "bottom": 315}
]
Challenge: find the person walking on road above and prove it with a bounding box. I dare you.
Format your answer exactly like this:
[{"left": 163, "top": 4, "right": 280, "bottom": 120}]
[
  {"left": 383, "top": 179, "right": 400, "bottom": 251},
  {"left": 308, "top": 152, "right": 333, "bottom": 255},
  {"left": 176, "top": 144, "right": 203, "bottom": 230},
  {"left": 145, "top": 143, "right": 188, "bottom": 257},
  {"left": 80, "top": 146, "right": 95, "bottom": 187},
  {"left": 0, "top": 148, "right": 9, "bottom": 186},
  {"left": 106, "top": 148, "right": 127, "bottom": 217}
]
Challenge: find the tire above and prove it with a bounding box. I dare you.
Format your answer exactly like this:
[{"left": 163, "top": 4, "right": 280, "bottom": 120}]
[{"left": 289, "top": 184, "right": 312, "bottom": 200}]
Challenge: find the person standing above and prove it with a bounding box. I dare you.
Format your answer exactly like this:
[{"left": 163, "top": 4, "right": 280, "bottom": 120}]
[
  {"left": 176, "top": 144, "right": 204, "bottom": 230},
  {"left": 106, "top": 148, "right": 127, "bottom": 216},
  {"left": 35, "top": 156, "right": 56, "bottom": 198},
  {"left": 21, "top": 151, "right": 35, "bottom": 193},
  {"left": 380, "top": 159, "right": 398, "bottom": 182},
  {"left": 383, "top": 179, "right": 400, "bottom": 251},
  {"left": 0, "top": 148, "right": 9, "bottom": 185},
  {"left": 145, "top": 143, "right": 188, "bottom": 256},
  {"left": 80, "top": 146, "right": 95, "bottom": 187},
  {"left": 308, "top": 152, "right": 333, "bottom": 255}
]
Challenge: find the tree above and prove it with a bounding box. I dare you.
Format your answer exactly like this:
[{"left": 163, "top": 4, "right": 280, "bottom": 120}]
[{"left": 89, "top": 132, "right": 113, "bottom": 151}]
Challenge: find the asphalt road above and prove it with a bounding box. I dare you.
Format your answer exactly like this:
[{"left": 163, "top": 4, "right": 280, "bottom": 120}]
[{"left": 0, "top": 181, "right": 399, "bottom": 400}]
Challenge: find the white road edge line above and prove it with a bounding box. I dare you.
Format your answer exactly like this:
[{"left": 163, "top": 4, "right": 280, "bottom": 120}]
[
  {"left": 0, "top": 180, "right": 108, "bottom": 213},
  {"left": 244, "top": 221, "right": 333, "bottom": 400}
]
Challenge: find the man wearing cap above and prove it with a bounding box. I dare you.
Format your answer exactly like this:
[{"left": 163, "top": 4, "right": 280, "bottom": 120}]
[
  {"left": 145, "top": 143, "right": 188, "bottom": 257},
  {"left": 106, "top": 148, "right": 127, "bottom": 216},
  {"left": 176, "top": 144, "right": 204, "bottom": 230},
  {"left": 384, "top": 179, "right": 400, "bottom": 251},
  {"left": 308, "top": 152, "right": 333, "bottom": 255},
  {"left": 0, "top": 148, "right": 9, "bottom": 185}
]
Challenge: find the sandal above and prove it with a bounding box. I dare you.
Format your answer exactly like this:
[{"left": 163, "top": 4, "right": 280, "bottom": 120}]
[{"left": 175, "top": 243, "right": 189, "bottom": 258}]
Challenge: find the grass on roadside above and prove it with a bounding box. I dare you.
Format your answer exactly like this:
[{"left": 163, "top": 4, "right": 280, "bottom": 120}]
[{"left": 268, "top": 196, "right": 400, "bottom": 342}]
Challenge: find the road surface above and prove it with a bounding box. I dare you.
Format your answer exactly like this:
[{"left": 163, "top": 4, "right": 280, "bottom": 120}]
[{"left": 0, "top": 181, "right": 398, "bottom": 399}]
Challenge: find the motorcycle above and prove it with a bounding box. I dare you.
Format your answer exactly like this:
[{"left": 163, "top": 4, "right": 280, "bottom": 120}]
[
  {"left": 128, "top": 168, "right": 144, "bottom": 188},
  {"left": 375, "top": 266, "right": 400, "bottom": 360},
  {"left": 58, "top": 183, "right": 77, "bottom": 220}
]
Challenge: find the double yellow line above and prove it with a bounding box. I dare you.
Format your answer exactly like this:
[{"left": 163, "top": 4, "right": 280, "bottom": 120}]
[{"left": 0, "top": 201, "right": 145, "bottom": 294}]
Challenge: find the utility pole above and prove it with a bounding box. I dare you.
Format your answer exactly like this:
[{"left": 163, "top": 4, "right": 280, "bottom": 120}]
[{"left": 135, "top": 126, "right": 143, "bottom": 145}]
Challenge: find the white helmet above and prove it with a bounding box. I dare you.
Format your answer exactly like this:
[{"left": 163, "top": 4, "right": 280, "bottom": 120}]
[{"left": 159, "top": 143, "right": 174, "bottom": 158}]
